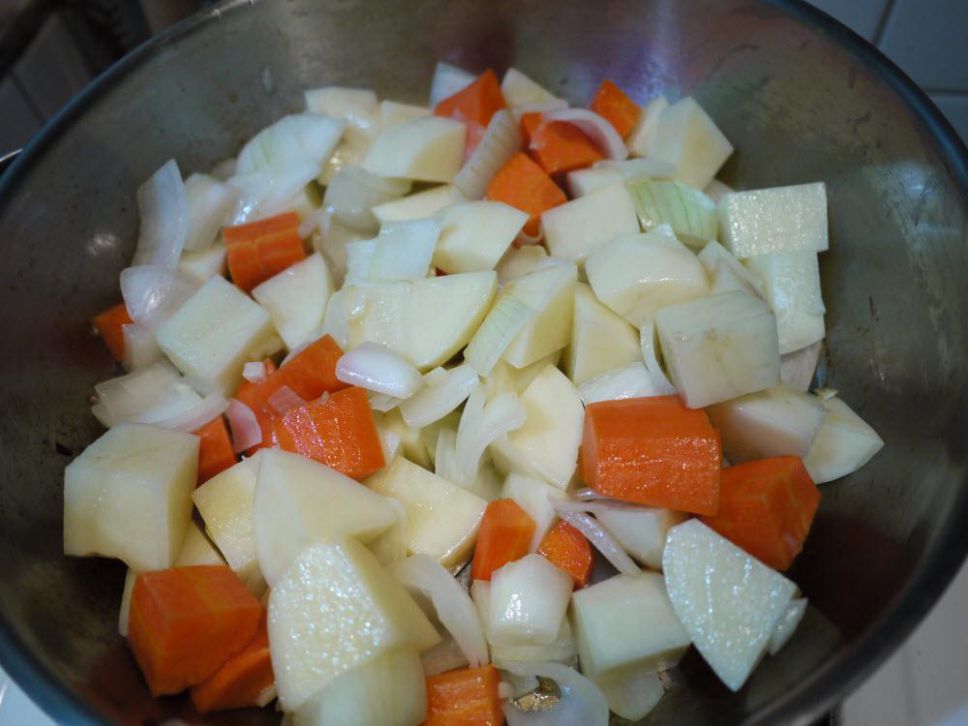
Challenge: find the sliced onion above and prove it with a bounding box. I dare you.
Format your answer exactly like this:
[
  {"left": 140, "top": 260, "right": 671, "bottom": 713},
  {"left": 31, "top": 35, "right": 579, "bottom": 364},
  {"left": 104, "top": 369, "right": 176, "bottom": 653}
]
[
  {"left": 628, "top": 178, "right": 718, "bottom": 245},
  {"left": 121, "top": 323, "right": 162, "bottom": 371},
  {"left": 120, "top": 265, "right": 199, "bottom": 331},
  {"left": 267, "top": 385, "right": 306, "bottom": 414},
  {"left": 421, "top": 635, "right": 470, "bottom": 677},
  {"left": 226, "top": 399, "right": 262, "bottom": 453},
  {"left": 541, "top": 109, "right": 628, "bottom": 161},
  {"left": 556, "top": 510, "right": 641, "bottom": 576},
  {"left": 390, "top": 554, "right": 489, "bottom": 668},
  {"left": 509, "top": 98, "right": 569, "bottom": 124},
  {"left": 235, "top": 114, "right": 345, "bottom": 175},
  {"left": 434, "top": 428, "right": 461, "bottom": 485},
  {"left": 575, "top": 488, "right": 611, "bottom": 502},
  {"left": 368, "top": 391, "right": 404, "bottom": 413},
  {"left": 183, "top": 173, "right": 239, "bottom": 251},
  {"left": 454, "top": 109, "right": 521, "bottom": 199},
  {"left": 498, "top": 682, "right": 516, "bottom": 700},
  {"left": 496, "top": 660, "right": 609, "bottom": 726},
  {"left": 594, "top": 157, "right": 676, "bottom": 182},
  {"left": 243, "top": 361, "right": 268, "bottom": 383},
  {"left": 92, "top": 360, "right": 200, "bottom": 428},
  {"left": 153, "top": 392, "right": 230, "bottom": 432},
  {"left": 430, "top": 62, "right": 475, "bottom": 107},
  {"left": 578, "top": 363, "right": 667, "bottom": 405},
  {"left": 131, "top": 159, "right": 188, "bottom": 269},
  {"left": 228, "top": 160, "right": 320, "bottom": 225},
  {"left": 400, "top": 364, "right": 480, "bottom": 429},
  {"left": 455, "top": 389, "right": 526, "bottom": 487},
  {"left": 639, "top": 319, "right": 678, "bottom": 395},
  {"left": 323, "top": 165, "right": 411, "bottom": 232},
  {"left": 337, "top": 342, "right": 423, "bottom": 399}
]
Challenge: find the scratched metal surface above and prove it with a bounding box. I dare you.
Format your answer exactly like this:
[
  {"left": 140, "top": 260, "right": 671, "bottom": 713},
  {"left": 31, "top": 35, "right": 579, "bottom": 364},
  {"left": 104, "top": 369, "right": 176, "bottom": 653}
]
[{"left": 0, "top": 0, "right": 965, "bottom": 724}]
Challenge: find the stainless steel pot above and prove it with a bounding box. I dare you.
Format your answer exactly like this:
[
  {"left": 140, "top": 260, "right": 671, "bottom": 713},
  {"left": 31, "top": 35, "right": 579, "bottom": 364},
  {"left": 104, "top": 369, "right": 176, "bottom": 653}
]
[{"left": 0, "top": 0, "right": 966, "bottom": 723}]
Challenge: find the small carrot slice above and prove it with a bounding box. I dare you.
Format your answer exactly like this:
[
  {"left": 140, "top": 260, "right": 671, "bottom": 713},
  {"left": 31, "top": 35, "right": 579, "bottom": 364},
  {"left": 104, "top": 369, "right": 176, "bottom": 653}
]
[
  {"left": 580, "top": 395, "right": 722, "bottom": 516},
  {"left": 485, "top": 152, "right": 567, "bottom": 237},
  {"left": 434, "top": 69, "right": 507, "bottom": 129},
  {"left": 700, "top": 456, "right": 820, "bottom": 570},
  {"left": 589, "top": 80, "right": 641, "bottom": 138},
  {"left": 225, "top": 228, "right": 306, "bottom": 293},
  {"left": 222, "top": 212, "right": 300, "bottom": 245},
  {"left": 425, "top": 664, "right": 503, "bottom": 726},
  {"left": 520, "top": 112, "right": 603, "bottom": 176},
  {"left": 471, "top": 499, "right": 536, "bottom": 581},
  {"left": 538, "top": 520, "right": 594, "bottom": 588},
  {"left": 194, "top": 417, "right": 236, "bottom": 485},
  {"left": 272, "top": 386, "right": 385, "bottom": 480},
  {"left": 92, "top": 303, "right": 132, "bottom": 362},
  {"left": 127, "top": 565, "right": 262, "bottom": 696},
  {"left": 189, "top": 613, "right": 274, "bottom": 713}
]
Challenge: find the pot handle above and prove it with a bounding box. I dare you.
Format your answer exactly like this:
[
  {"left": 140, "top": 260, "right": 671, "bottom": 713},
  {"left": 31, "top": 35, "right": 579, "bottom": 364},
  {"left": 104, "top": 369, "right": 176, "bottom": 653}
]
[{"left": 0, "top": 149, "right": 21, "bottom": 177}]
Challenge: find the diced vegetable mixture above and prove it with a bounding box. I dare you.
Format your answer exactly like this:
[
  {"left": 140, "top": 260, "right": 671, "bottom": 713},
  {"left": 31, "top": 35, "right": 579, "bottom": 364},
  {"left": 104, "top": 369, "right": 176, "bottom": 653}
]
[{"left": 68, "top": 64, "right": 884, "bottom": 723}]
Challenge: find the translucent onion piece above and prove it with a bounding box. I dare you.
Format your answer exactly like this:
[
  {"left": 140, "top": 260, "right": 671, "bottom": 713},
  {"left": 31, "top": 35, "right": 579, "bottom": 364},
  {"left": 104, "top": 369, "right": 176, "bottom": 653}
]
[
  {"left": 226, "top": 399, "right": 262, "bottom": 453},
  {"left": 509, "top": 98, "right": 569, "bottom": 124},
  {"left": 454, "top": 110, "right": 522, "bottom": 199},
  {"left": 120, "top": 265, "right": 199, "bottom": 331},
  {"left": 594, "top": 158, "right": 676, "bottom": 182},
  {"left": 323, "top": 165, "right": 411, "bottom": 232},
  {"left": 421, "top": 634, "right": 470, "bottom": 677},
  {"left": 183, "top": 173, "right": 239, "bottom": 251},
  {"left": 390, "top": 554, "right": 489, "bottom": 668},
  {"left": 430, "top": 62, "right": 475, "bottom": 107},
  {"left": 368, "top": 390, "right": 403, "bottom": 413},
  {"left": 132, "top": 159, "right": 188, "bottom": 269},
  {"left": 455, "top": 388, "right": 527, "bottom": 487},
  {"left": 400, "top": 364, "right": 480, "bottom": 428},
  {"left": 235, "top": 113, "right": 346, "bottom": 175},
  {"left": 228, "top": 161, "right": 320, "bottom": 224},
  {"left": 337, "top": 342, "right": 423, "bottom": 399},
  {"left": 267, "top": 385, "right": 306, "bottom": 414},
  {"left": 152, "top": 392, "right": 229, "bottom": 432},
  {"left": 92, "top": 360, "right": 201, "bottom": 428},
  {"left": 578, "top": 363, "right": 666, "bottom": 405},
  {"left": 243, "top": 361, "right": 268, "bottom": 383},
  {"left": 434, "top": 428, "right": 461, "bottom": 485},
  {"left": 628, "top": 178, "right": 718, "bottom": 246},
  {"left": 542, "top": 109, "right": 628, "bottom": 161},
  {"left": 121, "top": 323, "right": 162, "bottom": 371},
  {"left": 556, "top": 510, "right": 641, "bottom": 576},
  {"left": 497, "top": 660, "right": 609, "bottom": 726},
  {"left": 597, "top": 665, "right": 665, "bottom": 721},
  {"left": 639, "top": 319, "right": 678, "bottom": 395}
]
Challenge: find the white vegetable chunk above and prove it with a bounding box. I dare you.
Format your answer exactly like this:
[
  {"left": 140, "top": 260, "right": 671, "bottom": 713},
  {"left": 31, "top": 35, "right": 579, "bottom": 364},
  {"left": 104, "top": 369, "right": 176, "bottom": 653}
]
[
  {"left": 745, "top": 250, "right": 826, "bottom": 354},
  {"left": 268, "top": 538, "right": 439, "bottom": 711},
  {"left": 626, "top": 95, "right": 669, "bottom": 158},
  {"left": 156, "top": 276, "right": 279, "bottom": 395},
  {"left": 367, "top": 456, "right": 487, "bottom": 568},
  {"left": 372, "top": 185, "right": 466, "bottom": 224},
  {"left": 565, "top": 283, "right": 642, "bottom": 386},
  {"left": 400, "top": 363, "right": 480, "bottom": 429},
  {"left": 254, "top": 449, "right": 397, "bottom": 586},
  {"left": 597, "top": 664, "right": 665, "bottom": 721},
  {"left": 183, "top": 174, "right": 238, "bottom": 251},
  {"left": 803, "top": 395, "right": 884, "bottom": 483},
  {"left": 373, "top": 409, "right": 433, "bottom": 469},
  {"left": 434, "top": 201, "right": 528, "bottom": 273},
  {"left": 292, "top": 647, "right": 426, "bottom": 726},
  {"left": 646, "top": 97, "right": 733, "bottom": 189},
  {"left": 496, "top": 244, "right": 548, "bottom": 284},
  {"left": 484, "top": 353, "right": 561, "bottom": 398},
  {"left": 380, "top": 100, "right": 431, "bottom": 129},
  {"left": 455, "top": 388, "right": 527, "bottom": 488},
  {"left": 178, "top": 242, "right": 227, "bottom": 284},
  {"left": 63, "top": 423, "right": 198, "bottom": 571},
  {"left": 453, "top": 110, "right": 521, "bottom": 199},
  {"left": 303, "top": 86, "right": 380, "bottom": 147},
  {"left": 501, "top": 68, "right": 557, "bottom": 107},
  {"left": 586, "top": 227, "right": 708, "bottom": 327},
  {"left": 429, "top": 62, "right": 475, "bottom": 107},
  {"left": 769, "top": 597, "right": 808, "bottom": 656},
  {"left": 595, "top": 157, "right": 676, "bottom": 183},
  {"left": 566, "top": 167, "right": 624, "bottom": 197},
  {"left": 173, "top": 519, "right": 225, "bottom": 567},
  {"left": 780, "top": 341, "right": 823, "bottom": 392},
  {"left": 337, "top": 342, "right": 423, "bottom": 399},
  {"left": 490, "top": 365, "right": 584, "bottom": 489},
  {"left": 707, "top": 384, "right": 828, "bottom": 463},
  {"left": 572, "top": 572, "right": 691, "bottom": 680},
  {"left": 628, "top": 179, "right": 718, "bottom": 247},
  {"left": 121, "top": 323, "right": 162, "bottom": 371},
  {"left": 345, "top": 218, "right": 439, "bottom": 285},
  {"left": 252, "top": 253, "right": 332, "bottom": 350},
  {"left": 323, "top": 166, "right": 411, "bottom": 233},
  {"left": 489, "top": 555, "right": 573, "bottom": 646},
  {"left": 663, "top": 520, "right": 797, "bottom": 691},
  {"left": 502, "top": 261, "right": 576, "bottom": 368},
  {"left": 595, "top": 506, "right": 688, "bottom": 569},
  {"left": 363, "top": 116, "right": 466, "bottom": 183},
  {"left": 703, "top": 178, "right": 734, "bottom": 203},
  {"left": 502, "top": 473, "right": 567, "bottom": 551},
  {"left": 719, "top": 182, "right": 828, "bottom": 258},
  {"left": 91, "top": 359, "right": 204, "bottom": 429},
  {"left": 655, "top": 290, "right": 780, "bottom": 408},
  {"left": 541, "top": 183, "right": 639, "bottom": 263},
  {"left": 236, "top": 114, "right": 345, "bottom": 175},
  {"left": 119, "top": 568, "right": 137, "bottom": 636},
  {"left": 578, "top": 363, "right": 666, "bottom": 405},
  {"left": 697, "top": 240, "right": 763, "bottom": 298}
]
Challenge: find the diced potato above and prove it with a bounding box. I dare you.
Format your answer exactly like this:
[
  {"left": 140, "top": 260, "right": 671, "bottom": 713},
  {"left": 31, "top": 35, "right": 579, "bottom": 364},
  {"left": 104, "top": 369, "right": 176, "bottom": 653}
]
[
  {"left": 64, "top": 423, "right": 198, "bottom": 571},
  {"left": 565, "top": 284, "right": 642, "bottom": 386},
  {"left": 122, "top": 323, "right": 162, "bottom": 371},
  {"left": 434, "top": 201, "right": 528, "bottom": 273},
  {"left": 292, "top": 647, "right": 427, "bottom": 726},
  {"left": 156, "top": 276, "right": 278, "bottom": 395},
  {"left": 595, "top": 507, "right": 687, "bottom": 569},
  {"left": 380, "top": 100, "right": 431, "bottom": 129},
  {"left": 192, "top": 453, "right": 265, "bottom": 592},
  {"left": 566, "top": 167, "right": 623, "bottom": 198},
  {"left": 173, "top": 519, "right": 225, "bottom": 567},
  {"left": 501, "top": 68, "right": 558, "bottom": 107},
  {"left": 367, "top": 498, "right": 410, "bottom": 566},
  {"left": 541, "top": 183, "right": 639, "bottom": 263},
  {"left": 119, "top": 568, "right": 137, "bottom": 636},
  {"left": 346, "top": 219, "right": 439, "bottom": 284},
  {"left": 626, "top": 95, "right": 669, "bottom": 158},
  {"left": 655, "top": 291, "right": 780, "bottom": 408},
  {"left": 719, "top": 182, "right": 828, "bottom": 258},
  {"left": 346, "top": 271, "right": 497, "bottom": 370},
  {"left": 663, "top": 519, "right": 797, "bottom": 691},
  {"left": 372, "top": 185, "right": 466, "bottom": 224},
  {"left": 707, "top": 384, "right": 828, "bottom": 463},
  {"left": 586, "top": 227, "right": 708, "bottom": 327},
  {"left": 645, "top": 97, "right": 733, "bottom": 189},
  {"left": 254, "top": 449, "right": 398, "bottom": 586},
  {"left": 178, "top": 243, "right": 227, "bottom": 284},
  {"left": 697, "top": 240, "right": 763, "bottom": 298},
  {"left": 502, "top": 473, "right": 567, "bottom": 551},
  {"left": 489, "top": 554, "right": 573, "bottom": 646},
  {"left": 503, "top": 262, "right": 577, "bottom": 368},
  {"left": 268, "top": 538, "right": 439, "bottom": 711},
  {"left": 304, "top": 86, "right": 380, "bottom": 146},
  {"left": 496, "top": 245, "right": 549, "bottom": 284},
  {"left": 485, "top": 352, "right": 561, "bottom": 398},
  {"left": 367, "top": 457, "right": 487, "bottom": 568},
  {"left": 490, "top": 365, "right": 584, "bottom": 489},
  {"left": 363, "top": 116, "right": 466, "bottom": 183},
  {"left": 577, "top": 363, "right": 666, "bottom": 405},
  {"left": 803, "top": 395, "right": 883, "bottom": 483},
  {"left": 572, "top": 572, "right": 691, "bottom": 680},
  {"left": 252, "top": 253, "right": 333, "bottom": 350},
  {"left": 373, "top": 408, "right": 433, "bottom": 469},
  {"left": 745, "top": 250, "right": 825, "bottom": 354},
  {"left": 597, "top": 664, "right": 665, "bottom": 722}
]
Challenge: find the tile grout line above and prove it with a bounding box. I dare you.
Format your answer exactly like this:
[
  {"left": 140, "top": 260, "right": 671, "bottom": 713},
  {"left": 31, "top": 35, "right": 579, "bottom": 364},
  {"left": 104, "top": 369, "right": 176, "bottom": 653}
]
[{"left": 872, "top": 0, "right": 898, "bottom": 48}]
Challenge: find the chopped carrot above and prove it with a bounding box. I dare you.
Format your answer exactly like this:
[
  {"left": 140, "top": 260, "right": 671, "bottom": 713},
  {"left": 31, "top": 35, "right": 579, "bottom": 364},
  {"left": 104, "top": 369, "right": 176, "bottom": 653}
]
[
  {"left": 425, "top": 664, "right": 503, "bottom": 726},
  {"left": 225, "top": 228, "right": 306, "bottom": 293},
  {"left": 128, "top": 565, "right": 262, "bottom": 696},
  {"left": 189, "top": 613, "right": 274, "bottom": 713},
  {"left": 589, "top": 80, "right": 641, "bottom": 138},
  {"left": 272, "top": 386, "right": 385, "bottom": 480},
  {"left": 471, "top": 499, "right": 536, "bottom": 581},
  {"left": 700, "top": 456, "right": 820, "bottom": 570},
  {"left": 92, "top": 303, "right": 132, "bottom": 362},
  {"left": 194, "top": 417, "right": 236, "bottom": 485},
  {"left": 222, "top": 212, "right": 301, "bottom": 245},
  {"left": 485, "top": 152, "right": 567, "bottom": 237},
  {"left": 580, "top": 395, "right": 722, "bottom": 516},
  {"left": 519, "top": 112, "right": 603, "bottom": 176},
  {"left": 538, "top": 520, "right": 594, "bottom": 588},
  {"left": 434, "top": 69, "right": 506, "bottom": 129}
]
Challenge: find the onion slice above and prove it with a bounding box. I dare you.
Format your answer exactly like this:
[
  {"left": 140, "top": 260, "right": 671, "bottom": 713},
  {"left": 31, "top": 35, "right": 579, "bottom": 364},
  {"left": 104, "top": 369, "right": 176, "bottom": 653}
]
[
  {"left": 556, "top": 509, "right": 641, "bottom": 576},
  {"left": 243, "top": 361, "right": 268, "bottom": 383},
  {"left": 390, "top": 555, "right": 489, "bottom": 668},
  {"left": 454, "top": 109, "right": 522, "bottom": 199},
  {"left": 456, "top": 389, "right": 527, "bottom": 487},
  {"left": 267, "top": 385, "right": 306, "bottom": 414},
  {"left": 496, "top": 660, "right": 609, "bottom": 726},
  {"left": 132, "top": 159, "right": 188, "bottom": 269},
  {"left": 336, "top": 342, "right": 423, "bottom": 399},
  {"left": 226, "top": 399, "right": 262, "bottom": 453},
  {"left": 153, "top": 392, "right": 230, "bottom": 432},
  {"left": 430, "top": 62, "right": 475, "bottom": 107},
  {"left": 400, "top": 364, "right": 480, "bottom": 429},
  {"left": 120, "top": 265, "right": 199, "bottom": 331},
  {"left": 541, "top": 109, "right": 628, "bottom": 161}
]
